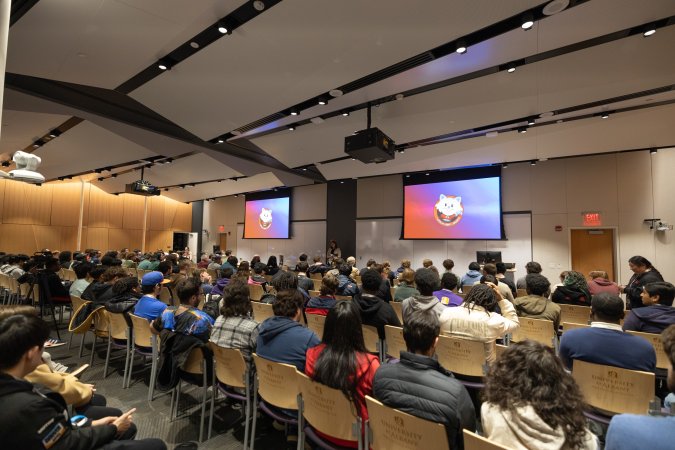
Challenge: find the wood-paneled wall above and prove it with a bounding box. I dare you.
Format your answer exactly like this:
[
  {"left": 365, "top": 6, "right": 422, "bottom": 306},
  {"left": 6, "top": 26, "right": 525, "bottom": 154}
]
[{"left": 0, "top": 180, "right": 191, "bottom": 254}]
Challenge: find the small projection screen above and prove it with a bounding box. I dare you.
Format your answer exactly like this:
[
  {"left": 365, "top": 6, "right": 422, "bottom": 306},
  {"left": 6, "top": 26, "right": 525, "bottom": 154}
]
[
  {"left": 402, "top": 166, "right": 505, "bottom": 240},
  {"left": 243, "top": 188, "right": 291, "bottom": 239}
]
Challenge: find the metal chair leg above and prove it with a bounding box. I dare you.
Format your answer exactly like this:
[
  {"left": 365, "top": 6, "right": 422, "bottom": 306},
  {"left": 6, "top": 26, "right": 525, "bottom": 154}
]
[
  {"left": 89, "top": 335, "right": 97, "bottom": 366},
  {"left": 103, "top": 337, "right": 112, "bottom": 378}
]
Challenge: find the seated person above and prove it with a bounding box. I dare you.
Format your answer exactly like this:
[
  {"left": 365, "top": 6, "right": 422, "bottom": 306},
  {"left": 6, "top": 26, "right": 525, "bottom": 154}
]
[
  {"left": 587, "top": 270, "right": 620, "bottom": 296},
  {"left": 80, "top": 267, "right": 107, "bottom": 301},
  {"left": 133, "top": 272, "right": 167, "bottom": 321},
  {"left": 393, "top": 268, "right": 419, "bottom": 302},
  {"left": 307, "top": 256, "right": 329, "bottom": 276},
  {"left": 69, "top": 262, "right": 92, "bottom": 298},
  {"left": 0, "top": 312, "right": 166, "bottom": 450},
  {"left": 623, "top": 282, "right": 675, "bottom": 333},
  {"left": 88, "top": 267, "right": 130, "bottom": 305},
  {"left": 396, "top": 259, "right": 411, "bottom": 275},
  {"left": 248, "top": 262, "right": 268, "bottom": 291},
  {"left": 482, "top": 340, "right": 598, "bottom": 450},
  {"left": 481, "top": 264, "right": 514, "bottom": 302},
  {"left": 4, "top": 255, "right": 25, "bottom": 279},
  {"left": 552, "top": 271, "right": 592, "bottom": 306},
  {"left": 514, "top": 273, "right": 561, "bottom": 331},
  {"left": 440, "top": 282, "right": 519, "bottom": 363},
  {"left": 433, "top": 272, "right": 464, "bottom": 307},
  {"left": 151, "top": 279, "right": 214, "bottom": 342},
  {"left": 559, "top": 293, "right": 656, "bottom": 372},
  {"left": 305, "top": 301, "right": 380, "bottom": 448},
  {"left": 372, "top": 264, "right": 393, "bottom": 303},
  {"left": 210, "top": 280, "right": 260, "bottom": 368},
  {"left": 207, "top": 255, "right": 222, "bottom": 271},
  {"left": 373, "top": 310, "right": 476, "bottom": 449},
  {"left": 305, "top": 274, "right": 338, "bottom": 316},
  {"left": 193, "top": 268, "right": 213, "bottom": 295},
  {"left": 295, "top": 261, "right": 315, "bottom": 293},
  {"left": 495, "top": 262, "right": 516, "bottom": 297},
  {"left": 354, "top": 269, "right": 401, "bottom": 339},
  {"left": 516, "top": 261, "right": 543, "bottom": 290},
  {"left": 105, "top": 276, "right": 141, "bottom": 315},
  {"left": 260, "top": 271, "right": 300, "bottom": 304},
  {"left": 256, "top": 289, "right": 320, "bottom": 371},
  {"left": 336, "top": 264, "right": 359, "bottom": 297},
  {"left": 460, "top": 262, "right": 482, "bottom": 289},
  {"left": 605, "top": 324, "right": 675, "bottom": 450},
  {"left": 43, "top": 258, "right": 70, "bottom": 302},
  {"left": 402, "top": 268, "right": 445, "bottom": 323},
  {"left": 209, "top": 267, "right": 234, "bottom": 301}
]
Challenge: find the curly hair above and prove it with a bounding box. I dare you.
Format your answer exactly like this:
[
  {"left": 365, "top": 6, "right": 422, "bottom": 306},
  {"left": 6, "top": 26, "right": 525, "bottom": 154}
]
[
  {"left": 101, "top": 267, "right": 128, "bottom": 282},
  {"left": 463, "top": 283, "right": 498, "bottom": 314},
  {"left": 220, "top": 280, "right": 252, "bottom": 317},
  {"left": 482, "top": 340, "right": 589, "bottom": 449},
  {"left": 112, "top": 276, "right": 139, "bottom": 295},
  {"left": 320, "top": 273, "right": 339, "bottom": 296}
]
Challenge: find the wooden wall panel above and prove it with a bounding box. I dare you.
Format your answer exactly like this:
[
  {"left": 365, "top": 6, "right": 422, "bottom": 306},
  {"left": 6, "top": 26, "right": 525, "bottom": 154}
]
[
  {"left": 145, "top": 230, "right": 172, "bottom": 252},
  {"left": 81, "top": 183, "right": 91, "bottom": 227},
  {"left": 0, "top": 179, "right": 6, "bottom": 222},
  {"left": 33, "top": 225, "right": 62, "bottom": 251},
  {"left": 60, "top": 226, "right": 79, "bottom": 252},
  {"left": 173, "top": 203, "right": 192, "bottom": 231},
  {"left": 3, "top": 182, "right": 53, "bottom": 225},
  {"left": 87, "top": 185, "right": 109, "bottom": 228},
  {"left": 84, "top": 227, "right": 109, "bottom": 252},
  {"left": 147, "top": 196, "right": 165, "bottom": 231},
  {"left": 0, "top": 224, "right": 38, "bottom": 253},
  {"left": 50, "top": 183, "right": 83, "bottom": 227},
  {"left": 122, "top": 194, "right": 146, "bottom": 230},
  {"left": 109, "top": 228, "right": 143, "bottom": 251}
]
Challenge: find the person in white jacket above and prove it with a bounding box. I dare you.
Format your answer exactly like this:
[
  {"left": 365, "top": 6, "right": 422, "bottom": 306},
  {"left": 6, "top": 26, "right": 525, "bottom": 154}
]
[{"left": 439, "top": 279, "right": 519, "bottom": 362}]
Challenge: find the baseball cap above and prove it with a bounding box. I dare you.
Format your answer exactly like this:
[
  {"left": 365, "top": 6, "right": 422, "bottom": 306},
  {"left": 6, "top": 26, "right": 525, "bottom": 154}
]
[{"left": 141, "top": 271, "right": 164, "bottom": 286}]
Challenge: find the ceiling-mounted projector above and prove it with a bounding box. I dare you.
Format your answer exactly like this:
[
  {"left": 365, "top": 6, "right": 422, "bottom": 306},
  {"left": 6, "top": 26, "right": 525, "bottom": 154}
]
[
  {"left": 125, "top": 179, "right": 160, "bottom": 196},
  {"left": 345, "top": 127, "right": 395, "bottom": 164},
  {"left": 8, "top": 151, "right": 45, "bottom": 184}
]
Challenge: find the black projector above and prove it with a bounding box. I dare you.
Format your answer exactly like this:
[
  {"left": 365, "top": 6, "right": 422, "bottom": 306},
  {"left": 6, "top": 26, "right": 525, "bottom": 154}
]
[
  {"left": 345, "top": 127, "right": 395, "bottom": 163},
  {"left": 125, "top": 180, "right": 160, "bottom": 196}
]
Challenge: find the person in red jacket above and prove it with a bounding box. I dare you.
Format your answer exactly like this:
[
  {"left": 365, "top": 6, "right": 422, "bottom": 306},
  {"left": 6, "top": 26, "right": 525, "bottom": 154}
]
[
  {"left": 587, "top": 270, "right": 620, "bottom": 296},
  {"left": 305, "top": 301, "right": 380, "bottom": 448}
]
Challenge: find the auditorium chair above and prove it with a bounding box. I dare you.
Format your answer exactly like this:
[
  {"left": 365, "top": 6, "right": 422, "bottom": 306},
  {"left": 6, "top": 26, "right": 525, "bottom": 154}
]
[
  {"left": 510, "top": 317, "right": 557, "bottom": 348},
  {"left": 170, "top": 345, "right": 212, "bottom": 442},
  {"left": 305, "top": 313, "right": 326, "bottom": 340},
  {"left": 435, "top": 335, "right": 488, "bottom": 389},
  {"left": 383, "top": 325, "right": 406, "bottom": 360},
  {"left": 103, "top": 311, "right": 132, "bottom": 386},
  {"left": 463, "top": 430, "right": 512, "bottom": 450},
  {"left": 250, "top": 354, "right": 302, "bottom": 450},
  {"left": 626, "top": 330, "right": 670, "bottom": 370},
  {"left": 251, "top": 302, "right": 274, "bottom": 322},
  {"left": 572, "top": 359, "right": 654, "bottom": 424},
  {"left": 362, "top": 324, "right": 382, "bottom": 360},
  {"left": 248, "top": 283, "right": 264, "bottom": 301},
  {"left": 365, "top": 395, "right": 449, "bottom": 450},
  {"left": 390, "top": 301, "right": 403, "bottom": 324},
  {"left": 297, "top": 371, "right": 364, "bottom": 450},
  {"left": 559, "top": 304, "right": 591, "bottom": 326},
  {"left": 208, "top": 344, "right": 251, "bottom": 444},
  {"left": 127, "top": 314, "right": 160, "bottom": 401},
  {"left": 312, "top": 279, "right": 322, "bottom": 291}
]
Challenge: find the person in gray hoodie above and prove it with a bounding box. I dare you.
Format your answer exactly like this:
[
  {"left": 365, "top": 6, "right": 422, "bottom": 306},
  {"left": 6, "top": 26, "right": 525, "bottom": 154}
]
[
  {"left": 623, "top": 281, "right": 675, "bottom": 333},
  {"left": 460, "top": 262, "right": 482, "bottom": 289},
  {"left": 402, "top": 268, "right": 445, "bottom": 324}
]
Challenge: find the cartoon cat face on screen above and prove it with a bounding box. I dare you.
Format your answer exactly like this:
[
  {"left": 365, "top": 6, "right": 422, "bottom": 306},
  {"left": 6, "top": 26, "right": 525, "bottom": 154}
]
[
  {"left": 434, "top": 194, "right": 463, "bottom": 226},
  {"left": 259, "top": 208, "right": 273, "bottom": 230}
]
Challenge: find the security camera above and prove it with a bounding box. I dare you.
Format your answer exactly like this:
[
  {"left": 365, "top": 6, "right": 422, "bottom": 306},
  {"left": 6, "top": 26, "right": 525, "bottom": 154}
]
[{"left": 656, "top": 222, "right": 673, "bottom": 231}]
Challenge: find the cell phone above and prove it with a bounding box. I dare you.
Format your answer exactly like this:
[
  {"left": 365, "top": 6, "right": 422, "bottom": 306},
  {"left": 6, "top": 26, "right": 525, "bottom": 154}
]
[{"left": 70, "top": 415, "right": 88, "bottom": 427}]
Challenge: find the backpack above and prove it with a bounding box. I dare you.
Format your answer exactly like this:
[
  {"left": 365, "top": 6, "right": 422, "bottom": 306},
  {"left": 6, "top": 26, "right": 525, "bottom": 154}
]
[{"left": 202, "top": 293, "right": 221, "bottom": 320}]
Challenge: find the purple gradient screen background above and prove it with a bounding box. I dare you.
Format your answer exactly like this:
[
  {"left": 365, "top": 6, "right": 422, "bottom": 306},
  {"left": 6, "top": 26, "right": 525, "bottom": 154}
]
[
  {"left": 404, "top": 177, "right": 502, "bottom": 239},
  {"left": 244, "top": 197, "right": 290, "bottom": 238}
]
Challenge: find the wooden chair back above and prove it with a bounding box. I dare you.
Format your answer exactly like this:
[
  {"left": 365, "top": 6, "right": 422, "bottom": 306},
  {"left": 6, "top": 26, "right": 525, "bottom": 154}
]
[
  {"left": 495, "top": 343, "right": 508, "bottom": 360},
  {"left": 561, "top": 322, "right": 589, "bottom": 333},
  {"left": 129, "top": 314, "right": 156, "bottom": 348},
  {"left": 510, "top": 317, "right": 556, "bottom": 347},
  {"left": 159, "top": 286, "right": 173, "bottom": 305},
  {"left": 183, "top": 346, "right": 207, "bottom": 375},
  {"left": 559, "top": 304, "right": 591, "bottom": 325},
  {"left": 249, "top": 283, "right": 264, "bottom": 301},
  {"left": 68, "top": 303, "right": 100, "bottom": 334},
  {"left": 462, "top": 285, "right": 474, "bottom": 295},
  {"left": 384, "top": 325, "right": 406, "bottom": 359},
  {"left": 573, "top": 359, "right": 654, "bottom": 415},
  {"left": 366, "top": 395, "right": 448, "bottom": 450},
  {"left": 335, "top": 295, "right": 352, "bottom": 301},
  {"left": 308, "top": 290, "right": 320, "bottom": 298},
  {"left": 312, "top": 279, "right": 322, "bottom": 291},
  {"left": 253, "top": 354, "right": 299, "bottom": 410},
  {"left": 626, "top": 330, "right": 670, "bottom": 370},
  {"left": 310, "top": 273, "right": 322, "bottom": 280},
  {"left": 353, "top": 275, "right": 361, "bottom": 285},
  {"left": 306, "top": 313, "right": 326, "bottom": 340},
  {"left": 463, "top": 430, "right": 512, "bottom": 450},
  {"left": 436, "top": 335, "right": 487, "bottom": 377},
  {"left": 389, "top": 287, "right": 396, "bottom": 300},
  {"left": 209, "top": 343, "right": 246, "bottom": 389},
  {"left": 516, "top": 288, "right": 527, "bottom": 298},
  {"left": 70, "top": 295, "right": 88, "bottom": 316},
  {"left": 107, "top": 311, "right": 129, "bottom": 341},
  {"left": 93, "top": 309, "right": 109, "bottom": 336},
  {"left": 390, "top": 301, "right": 403, "bottom": 324},
  {"left": 251, "top": 301, "right": 274, "bottom": 322},
  {"left": 297, "top": 371, "right": 359, "bottom": 442},
  {"left": 362, "top": 324, "right": 380, "bottom": 354}
]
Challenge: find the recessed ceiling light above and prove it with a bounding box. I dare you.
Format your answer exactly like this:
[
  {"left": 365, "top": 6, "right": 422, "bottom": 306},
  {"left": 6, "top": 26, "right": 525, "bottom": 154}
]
[
  {"left": 527, "top": 117, "right": 536, "bottom": 125},
  {"left": 521, "top": 13, "right": 534, "bottom": 30},
  {"left": 318, "top": 97, "right": 327, "bottom": 105},
  {"left": 252, "top": 0, "right": 265, "bottom": 11},
  {"left": 643, "top": 28, "right": 656, "bottom": 37},
  {"left": 342, "top": 111, "right": 350, "bottom": 117},
  {"left": 157, "top": 60, "right": 170, "bottom": 70},
  {"left": 650, "top": 148, "right": 658, "bottom": 154},
  {"left": 329, "top": 89, "right": 343, "bottom": 97},
  {"left": 111, "top": 173, "right": 118, "bottom": 178},
  {"left": 217, "top": 139, "right": 224, "bottom": 144},
  {"left": 542, "top": 0, "right": 569, "bottom": 16},
  {"left": 601, "top": 112, "right": 609, "bottom": 119},
  {"left": 425, "top": 172, "right": 430, "bottom": 176},
  {"left": 288, "top": 125, "right": 295, "bottom": 131},
  {"left": 289, "top": 108, "right": 299, "bottom": 116},
  {"left": 302, "top": 167, "right": 307, "bottom": 171},
  {"left": 502, "top": 163, "right": 509, "bottom": 168},
  {"left": 530, "top": 160, "right": 537, "bottom": 166},
  {"left": 507, "top": 64, "right": 516, "bottom": 73},
  {"left": 190, "top": 42, "right": 200, "bottom": 49},
  {"left": 351, "top": 157, "right": 356, "bottom": 161},
  {"left": 518, "top": 127, "right": 528, "bottom": 134},
  {"left": 455, "top": 40, "right": 467, "bottom": 54},
  {"left": 405, "top": 174, "right": 410, "bottom": 178},
  {"left": 217, "top": 20, "right": 229, "bottom": 34}
]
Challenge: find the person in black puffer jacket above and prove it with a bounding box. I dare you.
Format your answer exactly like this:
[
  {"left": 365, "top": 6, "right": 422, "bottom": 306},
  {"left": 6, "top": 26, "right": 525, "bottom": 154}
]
[
  {"left": 620, "top": 255, "right": 664, "bottom": 310},
  {"left": 373, "top": 309, "right": 475, "bottom": 449},
  {"left": 105, "top": 276, "right": 141, "bottom": 316}
]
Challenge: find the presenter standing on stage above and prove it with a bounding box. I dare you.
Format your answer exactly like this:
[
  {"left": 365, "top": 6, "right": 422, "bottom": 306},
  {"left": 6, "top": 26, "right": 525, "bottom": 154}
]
[{"left": 327, "top": 240, "right": 341, "bottom": 264}]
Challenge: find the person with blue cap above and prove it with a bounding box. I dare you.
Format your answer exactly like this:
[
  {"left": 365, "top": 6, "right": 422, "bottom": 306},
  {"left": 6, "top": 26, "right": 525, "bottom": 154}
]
[{"left": 133, "top": 272, "right": 167, "bottom": 321}]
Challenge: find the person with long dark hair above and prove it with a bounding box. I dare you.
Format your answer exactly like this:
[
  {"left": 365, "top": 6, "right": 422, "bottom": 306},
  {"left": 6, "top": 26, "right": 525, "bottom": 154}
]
[
  {"left": 326, "top": 240, "right": 341, "bottom": 264},
  {"left": 305, "top": 301, "right": 380, "bottom": 448},
  {"left": 264, "top": 255, "right": 280, "bottom": 276},
  {"left": 481, "top": 340, "right": 597, "bottom": 450},
  {"left": 620, "top": 256, "right": 664, "bottom": 310}
]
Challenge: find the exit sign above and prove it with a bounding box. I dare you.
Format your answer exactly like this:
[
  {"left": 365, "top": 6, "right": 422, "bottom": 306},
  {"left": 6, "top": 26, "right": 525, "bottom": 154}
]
[{"left": 583, "top": 212, "right": 602, "bottom": 226}]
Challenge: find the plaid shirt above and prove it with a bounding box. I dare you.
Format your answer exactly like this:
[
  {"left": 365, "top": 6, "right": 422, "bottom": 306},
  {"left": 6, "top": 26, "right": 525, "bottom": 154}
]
[{"left": 210, "top": 315, "right": 260, "bottom": 366}]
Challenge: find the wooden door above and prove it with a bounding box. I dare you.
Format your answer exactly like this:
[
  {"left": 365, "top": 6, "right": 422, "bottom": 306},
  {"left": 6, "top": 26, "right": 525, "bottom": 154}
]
[
  {"left": 570, "top": 229, "right": 615, "bottom": 281},
  {"left": 219, "top": 233, "right": 228, "bottom": 253}
]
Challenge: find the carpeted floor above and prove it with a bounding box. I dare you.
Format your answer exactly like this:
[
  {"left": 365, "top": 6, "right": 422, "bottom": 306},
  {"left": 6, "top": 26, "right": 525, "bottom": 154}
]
[{"left": 46, "top": 321, "right": 288, "bottom": 450}]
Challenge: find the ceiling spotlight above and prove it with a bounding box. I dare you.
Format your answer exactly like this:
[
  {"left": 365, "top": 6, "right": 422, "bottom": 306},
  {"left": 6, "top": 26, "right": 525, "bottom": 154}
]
[
  {"left": 164, "top": 188, "right": 169, "bottom": 191},
  {"left": 164, "top": 158, "right": 173, "bottom": 164},
  {"left": 317, "top": 97, "right": 328, "bottom": 105},
  {"left": 530, "top": 160, "right": 537, "bottom": 166},
  {"left": 425, "top": 172, "right": 430, "bottom": 176},
  {"left": 329, "top": 89, "right": 343, "bottom": 97},
  {"left": 341, "top": 110, "right": 350, "bottom": 117},
  {"left": 48, "top": 129, "right": 61, "bottom": 138},
  {"left": 521, "top": 13, "right": 534, "bottom": 30},
  {"left": 111, "top": 173, "right": 118, "bottom": 178},
  {"left": 33, "top": 140, "right": 44, "bottom": 148},
  {"left": 288, "top": 125, "right": 295, "bottom": 131},
  {"left": 502, "top": 163, "right": 509, "bottom": 168},
  {"left": 405, "top": 174, "right": 411, "bottom": 178},
  {"left": 217, "top": 139, "right": 224, "bottom": 144},
  {"left": 302, "top": 167, "right": 307, "bottom": 171},
  {"left": 455, "top": 40, "right": 467, "bottom": 54},
  {"left": 289, "top": 108, "right": 299, "bottom": 116},
  {"left": 340, "top": 181, "right": 344, "bottom": 184},
  {"left": 601, "top": 112, "right": 610, "bottom": 119},
  {"left": 234, "top": 194, "right": 239, "bottom": 197},
  {"left": 217, "top": 20, "right": 230, "bottom": 34},
  {"left": 643, "top": 27, "right": 656, "bottom": 37},
  {"left": 157, "top": 59, "right": 172, "bottom": 70},
  {"left": 252, "top": 0, "right": 265, "bottom": 11},
  {"left": 95, "top": 168, "right": 103, "bottom": 173},
  {"left": 180, "top": 185, "right": 186, "bottom": 189},
  {"left": 527, "top": 117, "right": 536, "bottom": 125},
  {"left": 399, "top": 149, "right": 405, "bottom": 154},
  {"left": 97, "top": 177, "right": 104, "bottom": 182},
  {"left": 517, "top": 127, "right": 528, "bottom": 134},
  {"left": 650, "top": 148, "right": 658, "bottom": 155},
  {"left": 506, "top": 63, "right": 517, "bottom": 73},
  {"left": 351, "top": 157, "right": 356, "bottom": 161}
]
